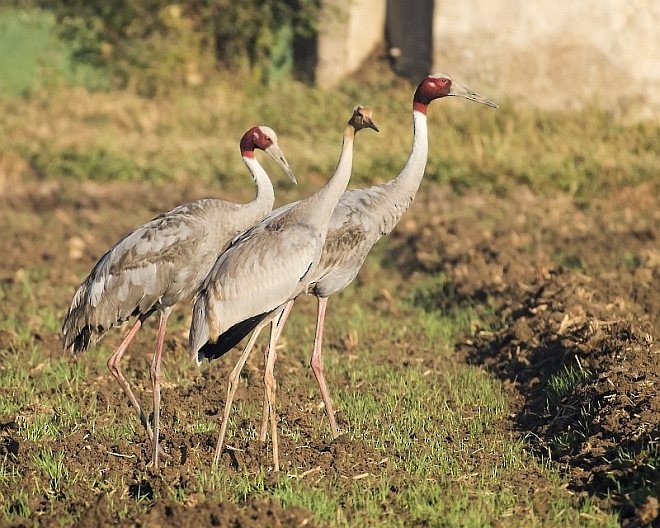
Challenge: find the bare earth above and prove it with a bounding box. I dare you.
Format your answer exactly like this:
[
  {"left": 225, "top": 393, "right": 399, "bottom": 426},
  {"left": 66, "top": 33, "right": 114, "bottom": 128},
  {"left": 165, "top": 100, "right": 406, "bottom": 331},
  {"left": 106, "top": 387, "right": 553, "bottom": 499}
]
[{"left": 0, "top": 178, "right": 658, "bottom": 526}]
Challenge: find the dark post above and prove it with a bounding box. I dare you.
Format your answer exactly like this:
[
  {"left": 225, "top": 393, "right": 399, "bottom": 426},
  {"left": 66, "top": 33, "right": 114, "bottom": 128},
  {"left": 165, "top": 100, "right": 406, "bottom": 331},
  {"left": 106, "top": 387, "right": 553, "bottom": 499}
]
[{"left": 386, "top": 0, "right": 434, "bottom": 81}]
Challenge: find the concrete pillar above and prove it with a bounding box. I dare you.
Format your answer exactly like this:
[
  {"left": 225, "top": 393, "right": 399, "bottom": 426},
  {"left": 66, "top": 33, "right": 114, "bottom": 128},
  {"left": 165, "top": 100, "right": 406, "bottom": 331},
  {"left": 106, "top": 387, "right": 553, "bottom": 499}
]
[{"left": 316, "top": 0, "right": 387, "bottom": 89}]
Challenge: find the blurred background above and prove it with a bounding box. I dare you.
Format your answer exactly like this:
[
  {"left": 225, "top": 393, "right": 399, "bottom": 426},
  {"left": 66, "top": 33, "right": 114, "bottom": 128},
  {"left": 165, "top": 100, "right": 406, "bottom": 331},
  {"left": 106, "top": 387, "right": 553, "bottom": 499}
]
[
  {"left": 1, "top": 0, "right": 659, "bottom": 113},
  {"left": 1, "top": 0, "right": 658, "bottom": 199}
]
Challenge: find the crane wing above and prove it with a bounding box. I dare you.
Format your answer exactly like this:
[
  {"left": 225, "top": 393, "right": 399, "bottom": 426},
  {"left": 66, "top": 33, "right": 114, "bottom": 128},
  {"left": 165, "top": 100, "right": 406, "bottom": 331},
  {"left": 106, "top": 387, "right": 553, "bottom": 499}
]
[
  {"left": 309, "top": 187, "right": 384, "bottom": 281},
  {"left": 62, "top": 200, "right": 227, "bottom": 352},
  {"left": 190, "top": 220, "right": 322, "bottom": 362},
  {"left": 228, "top": 199, "right": 300, "bottom": 247}
]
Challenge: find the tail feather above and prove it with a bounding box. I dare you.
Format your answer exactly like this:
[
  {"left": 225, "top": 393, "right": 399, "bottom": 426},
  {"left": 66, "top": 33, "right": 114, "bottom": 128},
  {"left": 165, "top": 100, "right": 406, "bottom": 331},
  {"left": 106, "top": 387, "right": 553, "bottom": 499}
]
[
  {"left": 61, "top": 281, "right": 108, "bottom": 354},
  {"left": 196, "top": 311, "right": 271, "bottom": 363},
  {"left": 69, "top": 325, "right": 93, "bottom": 353},
  {"left": 61, "top": 251, "right": 157, "bottom": 354},
  {"left": 61, "top": 299, "right": 94, "bottom": 354},
  {"left": 189, "top": 296, "right": 211, "bottom": 363}
]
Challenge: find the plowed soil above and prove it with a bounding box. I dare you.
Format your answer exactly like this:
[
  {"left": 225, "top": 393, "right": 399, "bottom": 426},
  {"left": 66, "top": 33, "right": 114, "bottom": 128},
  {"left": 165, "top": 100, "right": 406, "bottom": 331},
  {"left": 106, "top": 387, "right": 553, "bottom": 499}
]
[
  {"left": 1, "top": 178, "right": 658, "bottom": 526},
  {"left": 392, "top": 183, "right": 659, "bottom": 527}
]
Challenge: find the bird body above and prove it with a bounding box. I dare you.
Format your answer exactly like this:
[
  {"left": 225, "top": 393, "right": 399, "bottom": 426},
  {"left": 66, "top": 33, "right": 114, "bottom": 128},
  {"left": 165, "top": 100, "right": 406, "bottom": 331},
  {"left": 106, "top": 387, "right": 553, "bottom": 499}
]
[
  {"left": 258, "top": 74, "right": 497, "bottom": 440},
  {"left": 309, "top": 171, "right": 422, "bottom": 298},
  {"left": 190, "top": 108, "right": 377, "bottom": 364},
  {"left": 61, "top": 126, "right": 295, "bottom": 467},
  {"left": 191, "top": 217, "right": 323, "bottom": 355},
  {"left": 189, "top": 107, "right": 379, "bottom": 470},
  {"left": 62, "top": 196, "right": 272, "bottom": 352}
]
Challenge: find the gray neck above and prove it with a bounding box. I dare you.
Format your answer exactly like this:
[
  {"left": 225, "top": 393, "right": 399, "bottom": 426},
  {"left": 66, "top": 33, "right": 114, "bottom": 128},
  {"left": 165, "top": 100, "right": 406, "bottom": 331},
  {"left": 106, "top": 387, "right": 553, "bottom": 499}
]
[
  {"left": 391, "top": 110, "right": 428, "bottom": 198},
  {"left": 242, "top": 155, "right": 275, "bottom": 214},
  {"left": 306, "top": 126, "right": 356, "bottom": 228}
]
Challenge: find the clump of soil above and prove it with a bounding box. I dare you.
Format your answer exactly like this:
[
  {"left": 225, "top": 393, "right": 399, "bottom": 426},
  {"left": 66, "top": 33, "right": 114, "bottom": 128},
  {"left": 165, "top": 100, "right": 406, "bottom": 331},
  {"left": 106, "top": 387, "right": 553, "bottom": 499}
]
[
  {"left": 73, "top": 492, "right": 315, "bottom": 528},
  {"left": 391, "top": 185, "right": 659, "bottom": 526},
  {"left": 467, "top": 270, "right": 658, "bottom": 526},
  {"left": 146, "top": 498, "right": 315, "bottom": 528}
]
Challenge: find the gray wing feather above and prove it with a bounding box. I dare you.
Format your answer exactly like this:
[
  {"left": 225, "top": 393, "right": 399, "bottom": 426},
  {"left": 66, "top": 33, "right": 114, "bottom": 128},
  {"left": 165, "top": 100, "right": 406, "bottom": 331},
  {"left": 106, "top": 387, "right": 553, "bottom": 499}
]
[
  {"left": 228, "top": 199, "right": 300, "bottom": 247},
  {"left": 310, "top": 183, "right": 407, "bottom": 297},
  {"left": 190, "top": 220, "right": 321, "bottom": 359},
  {"left": 62, "top": 199, "right": 238, "bottom": 352}
]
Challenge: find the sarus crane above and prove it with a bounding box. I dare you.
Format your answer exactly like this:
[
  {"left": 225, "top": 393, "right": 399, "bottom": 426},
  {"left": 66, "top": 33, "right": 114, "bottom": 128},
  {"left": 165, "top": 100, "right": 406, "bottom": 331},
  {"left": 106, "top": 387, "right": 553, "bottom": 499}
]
[
  {"left": 189, "top": 106, "right": 379, "bottom": 471},
  {"left": 206, "top": 74, "right": 497, "bottom": 465},
  {"left": 61, "top": 126, "right": 295, "bottom": 467}
]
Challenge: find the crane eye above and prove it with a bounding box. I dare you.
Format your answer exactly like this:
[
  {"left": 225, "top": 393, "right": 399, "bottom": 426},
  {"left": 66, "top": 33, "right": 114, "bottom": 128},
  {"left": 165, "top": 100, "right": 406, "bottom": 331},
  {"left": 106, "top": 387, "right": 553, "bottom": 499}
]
[{"left": 265, "top": 136, "right": 271, "bottom": 142}]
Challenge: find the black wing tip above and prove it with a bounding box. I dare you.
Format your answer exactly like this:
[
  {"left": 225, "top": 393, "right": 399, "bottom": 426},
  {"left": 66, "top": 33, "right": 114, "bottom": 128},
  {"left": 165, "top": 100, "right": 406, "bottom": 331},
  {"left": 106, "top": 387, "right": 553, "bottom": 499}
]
[
  {"left": 197, "top": 340, "right": 228, "bottom": 363},
  {"left": 197, "top": 311, "right": 271, "bottom": 362},
  {"left": 62, "top": 325, "right": 93, "bottom": 354}
]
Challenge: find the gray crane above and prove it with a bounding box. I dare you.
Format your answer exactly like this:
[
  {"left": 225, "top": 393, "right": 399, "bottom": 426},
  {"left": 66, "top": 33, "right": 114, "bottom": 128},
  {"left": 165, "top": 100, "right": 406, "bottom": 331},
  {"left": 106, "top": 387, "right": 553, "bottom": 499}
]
[
  {"left": 290, "top": 74, "right": 497, "bottom": 438},
  {"left": 206, "top": 74, "right": 497, "bottom": 460},
  {"left": 61, "top": 126, "right": 295, "bottom": 468},
  {"left": 189, "top": 106, "right": 379, "bottom": 471}
]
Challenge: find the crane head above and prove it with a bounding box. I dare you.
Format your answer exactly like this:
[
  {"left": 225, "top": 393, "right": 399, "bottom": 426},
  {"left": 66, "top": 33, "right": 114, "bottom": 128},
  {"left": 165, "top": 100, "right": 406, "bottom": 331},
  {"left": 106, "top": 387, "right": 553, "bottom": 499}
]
[
  {"left": 240, "top": 126, "right": 297, "bottom": 184},
  {"left": 348, "top": 105, "right": 379, "bottom": 133},
  {"left": 413, "top": 73, "right": 498, "bottom": 113}
]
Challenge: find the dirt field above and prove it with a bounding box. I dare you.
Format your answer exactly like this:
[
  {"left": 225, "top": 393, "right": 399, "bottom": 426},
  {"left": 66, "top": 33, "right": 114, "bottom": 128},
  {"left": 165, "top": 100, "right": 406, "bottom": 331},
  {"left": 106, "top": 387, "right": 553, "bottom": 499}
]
[
  {"left": 394, "top": 183, "right": 659, "bottom": 525},
  {"left": 0, "top": 172, "right": 657, "bottom": 526}
]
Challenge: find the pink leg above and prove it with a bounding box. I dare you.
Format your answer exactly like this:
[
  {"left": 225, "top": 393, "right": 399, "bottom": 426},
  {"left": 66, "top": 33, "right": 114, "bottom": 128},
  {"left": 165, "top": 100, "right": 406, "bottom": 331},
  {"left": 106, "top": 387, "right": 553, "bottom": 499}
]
[
  {"left": 106, "top": 316, "right": 167, "bottom": 460},
  {"left": 148, "top": 308, "right": 171, "bottom": 468},
  {"left": 311, "top": 297, "right": 339, "bottom": 438},
  {"left": 259, "top": 301, "right": 294, "bottom": 442},
  {"left": 213, "top": 319, "right": 269, "bottom": 466},
  {"left": 259, "top": 327, "right": 271, "bottom": 443},
  {"left": 106, "top": 318, "right": 152, "bottom": 437},
  {"left": 263, "top": 307, "right": 287, "bottom": 472}
]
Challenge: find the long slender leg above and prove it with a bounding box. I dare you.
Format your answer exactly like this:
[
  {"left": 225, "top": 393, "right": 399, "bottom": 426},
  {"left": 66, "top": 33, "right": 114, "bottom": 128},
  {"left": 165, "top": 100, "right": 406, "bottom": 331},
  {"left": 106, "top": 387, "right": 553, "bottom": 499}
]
[
  {"left": 263, "top": 307, "right": 286, "bottom": 472},
  {"left": 310, "top": 297, "right": 339, "bottom": 438},
  {"left": 148, "top": 308, "right": 171, "bottom": 468},
  {"left": 106, "top": 316, "right": 168, "bottom": 460},
  {"left": 259, "top": 320, "right": 272, "bottom": 443},
  {"left": 259, "top": 300, "right": 294, "bottom": 442},
  {"left": 106, "top": 318, "right": 152, "bottom": 436},
  {"left": 213, "top": 319, "right": 270, "bottom": 466}
]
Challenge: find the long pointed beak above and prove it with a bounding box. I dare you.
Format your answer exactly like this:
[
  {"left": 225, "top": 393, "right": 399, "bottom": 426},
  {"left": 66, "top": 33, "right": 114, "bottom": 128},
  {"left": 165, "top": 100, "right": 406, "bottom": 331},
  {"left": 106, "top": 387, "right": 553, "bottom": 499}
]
[
  {"left": 265, "top": 144, "right": 297, "bottom": 184},
  {"left": 449, "top": 82, "right": 498, "bottom": 108},
  {"left": 365, "top": 118, "right": 379, "bottom": 132}
]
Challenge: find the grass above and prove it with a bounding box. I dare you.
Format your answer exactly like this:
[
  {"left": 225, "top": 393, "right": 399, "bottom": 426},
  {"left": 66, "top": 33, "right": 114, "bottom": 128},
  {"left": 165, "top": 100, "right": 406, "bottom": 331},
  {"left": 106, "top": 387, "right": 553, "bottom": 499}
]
[
  {"left": 546, "top": 364, "right": 593, "bottom": 408},
  {"left": 0, "top": 252, "right": 621, "bottom": 526},
  {"left": 33, "top": 447, "right": 69, "bottom": 493},
  {"left": 0, "top": 8, "right": 107, "bottom": 96},
  {"left": 0, "top": 64, "right": 657, "bottom": 206},
  {"left": 5, "top": 490, "right": 30, "bottom": 518}
]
